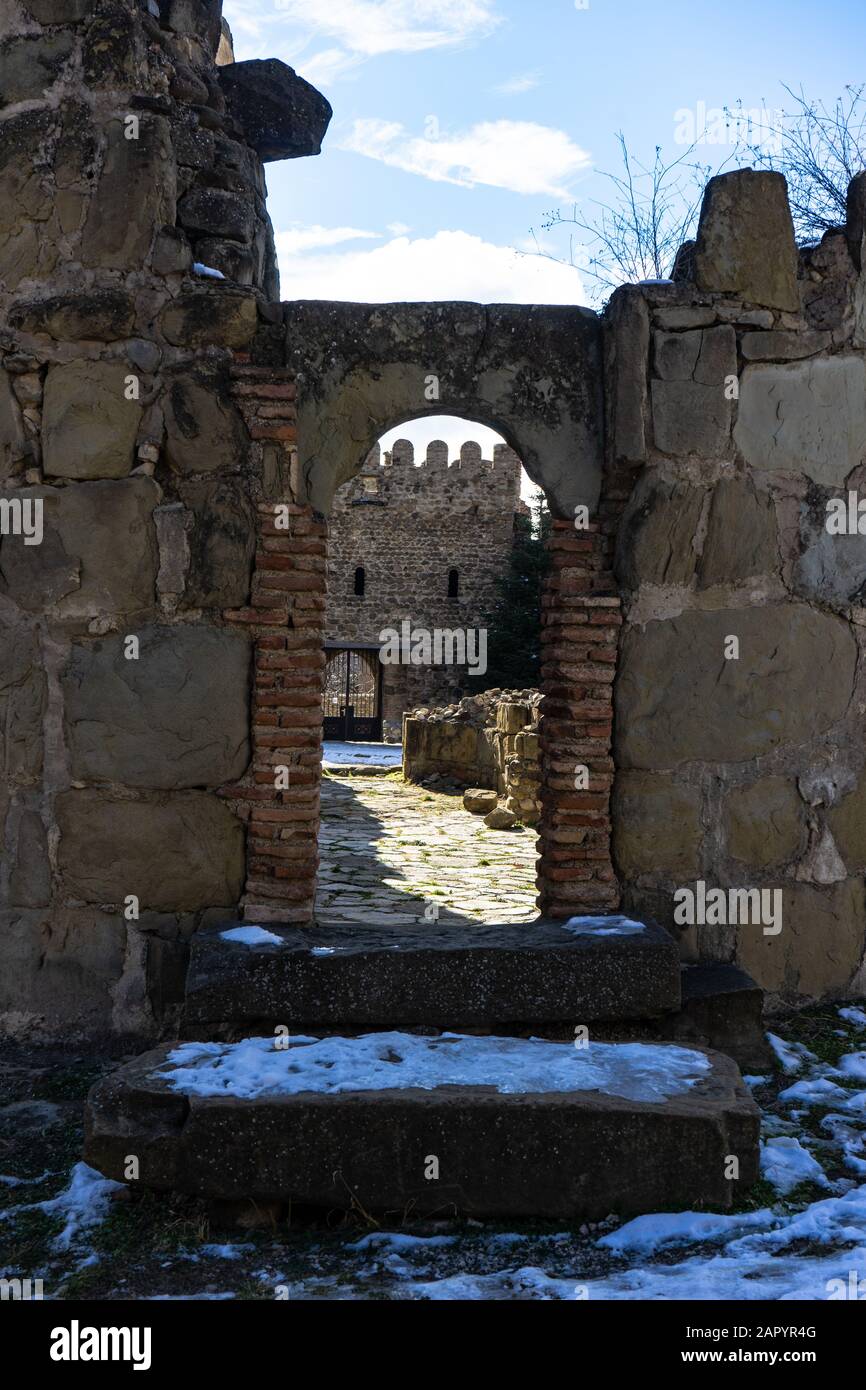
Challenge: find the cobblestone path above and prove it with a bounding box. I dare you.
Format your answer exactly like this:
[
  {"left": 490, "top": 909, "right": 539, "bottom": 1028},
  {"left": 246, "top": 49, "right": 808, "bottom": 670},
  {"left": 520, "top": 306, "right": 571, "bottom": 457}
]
[{"left": 316, "top": 772, "right": 540, "bottom": 926}]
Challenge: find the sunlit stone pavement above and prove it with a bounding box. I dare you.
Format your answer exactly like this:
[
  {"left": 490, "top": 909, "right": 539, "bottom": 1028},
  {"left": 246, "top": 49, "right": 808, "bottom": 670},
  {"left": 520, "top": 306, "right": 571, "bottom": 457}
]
[{"left": 316, "top": 772, "right": 539, "bottom": 926}]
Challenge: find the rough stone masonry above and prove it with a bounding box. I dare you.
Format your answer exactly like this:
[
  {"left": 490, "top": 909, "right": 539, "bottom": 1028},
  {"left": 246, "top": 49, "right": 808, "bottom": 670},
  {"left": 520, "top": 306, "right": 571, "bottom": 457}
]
[{"left": 0, "top": 0, "right": 864, "bottom": 1040}]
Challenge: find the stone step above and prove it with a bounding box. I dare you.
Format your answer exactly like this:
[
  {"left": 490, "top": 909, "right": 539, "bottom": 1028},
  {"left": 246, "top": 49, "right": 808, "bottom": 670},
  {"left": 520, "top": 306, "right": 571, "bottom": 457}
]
[
  {"left": 84, "top": 1033, "right": 759, "bottom": 1220},
  {"left": 591, "top": 964, "right": 771, "bottom": 1074},
  {"left": 183, "top": 916, "right": 682, "bottom": 1036}
]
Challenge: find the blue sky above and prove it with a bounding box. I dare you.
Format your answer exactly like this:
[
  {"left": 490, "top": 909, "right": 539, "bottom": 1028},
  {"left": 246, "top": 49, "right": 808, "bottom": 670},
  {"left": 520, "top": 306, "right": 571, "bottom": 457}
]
[{"left": 222, "top": 0, "right": 864, "bottom": 459}]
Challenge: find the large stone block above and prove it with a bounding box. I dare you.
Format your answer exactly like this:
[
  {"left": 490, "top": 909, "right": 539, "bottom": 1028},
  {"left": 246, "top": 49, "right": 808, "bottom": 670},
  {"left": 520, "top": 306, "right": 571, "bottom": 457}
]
[
  {"left": 8, "top": 806, "right": 51, "bottom": 908},
  {"left": 0, "top": 909, "right": 127, "bottom": 1039},
  {"left": 23, "top": 1, "right": 91, "bottom": 21},
  {"left": 612, "top": 771, "right": 703, "bottom": 876},
  {"left": 605, "top": 286, "right": 649, "bottom": 465},
  {"left": 163, "top": 367, "right": 248, "bottom": 475},
  {"left": 828, "top": 776, "right": 866, "bottom": 871},
  {"left": 0, "top": 367, "right": 25, "bottom": 482},
  {"left": 43, "top": 361, "right": 141, "bottom": 480},
  {"left": 734, "top": 357, "right": 866, "bottom": 485},
  {"left": 723, "top": 777, "right": 804, "bottom": 868},
  {"left": 62, "top": 624, "right": 251, "bottom": 789},
  {"left": 735, "top": 879, "right": 866, "bottom": 999},
  {"left": 0, "top": 620, "right": 45, "bottom": 783},
  {"left": 615, "top": 471, "right": 704, "bottom": 589},
  {"left": 694, "top": 169, "right": 799, "bottom": 310},
  {"left": 616, "top": 605, "right": 857, "bottom": 770},
  {"left": 56, "top": 790, "right": 245, "bottom": 911},
  {"left": 162, "top": 0, "right": 223, "bottom": 54},
  {"left": 0, "top": 110, "right": 57, "bottom": 288},
  {"left": 794, "top": 495, "right": 866, "bottom": 609},
  {"left": 0, "top": 33, "right": 74, "bottom": 104},
  {"left": 651, "top": 380, "right": 732, "bottom": 457},
  {"left": 83, "top": 1037, "right": 759, "bottom": 1219},
  {"left": 698, "top": 479, "right": 779, "bottom": 587},
  {"left": 0, "top": 478, "right": 159, "bottom": 620},
  {"left": 178, "top": 478, "right": 256, "bottom": 608},
  {"left": 81, "top": 116, "right": 175, "bottom": 271},
  {"left": 217, "top": 58, "right": 333, "bottom": 162},
  {"left": 9, "top": 289, "right": 135, "bottom": 341},
  {"left": 159, "top": 289, "right": 258, "bottom": 349},
  {"left": 177, "top": 188, "right": 255, "bottom": 243}
]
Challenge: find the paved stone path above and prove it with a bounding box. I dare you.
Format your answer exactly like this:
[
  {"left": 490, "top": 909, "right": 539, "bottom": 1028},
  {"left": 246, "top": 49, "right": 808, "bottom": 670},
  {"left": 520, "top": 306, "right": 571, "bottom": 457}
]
[{"left": 316, "top": 772, "right": 540, "bottom": 926}]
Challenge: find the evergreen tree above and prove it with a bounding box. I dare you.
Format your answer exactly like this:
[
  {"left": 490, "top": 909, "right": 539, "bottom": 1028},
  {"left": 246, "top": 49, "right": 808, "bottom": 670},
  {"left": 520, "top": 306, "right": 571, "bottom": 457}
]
[{"left": 468, "top": 487, "right": 551, "bottom": 692}]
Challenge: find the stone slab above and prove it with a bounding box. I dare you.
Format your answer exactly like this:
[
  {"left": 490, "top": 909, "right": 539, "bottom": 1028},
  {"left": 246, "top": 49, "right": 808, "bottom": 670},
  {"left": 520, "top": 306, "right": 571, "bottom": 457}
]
[
  {"left": 83, "top": 1037, "right": 759, "bottom": 1218},
  {"left": 184, "top": 917, "right": 682, "bottom": 1032}
]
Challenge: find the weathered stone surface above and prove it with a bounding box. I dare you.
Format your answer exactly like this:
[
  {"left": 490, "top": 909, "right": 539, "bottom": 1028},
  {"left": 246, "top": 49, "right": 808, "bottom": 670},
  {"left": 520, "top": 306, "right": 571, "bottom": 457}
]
[
  {"left": 846, "top": 170, "right": 866, "bottom": 273},
  {"left": 218, "top": 59, "right": 332, "bottom": 162},
  {"left": 0, "top": 368, "right": 25, "bottom": 482},
  {"left": 0, "top": 479, "right": 159, "bottom": 619},
  {"left": 484, "top": 807, "right": 516, "bottom": 829},
  {"left": 0, "top": 619, "right": 45, "bottom": 782},
  {"left": 740, "top": 329, "right": 831, "bottom": 361},
  {"left": 289, "top": 301, "right": 604, "bottom": 517},
  {"left": 62, "top": 625, "right": 251, "bottom": 789},
  {"left": 0, "top": 110, "right": 58, "bottom": 287},
  {"left": 178, "top": 188, "right": 254, "bottom": 243},
  {"left": 654, "top": 325, "right": 735, "bottom": 383},
  {"left": 9, "top": 289, "right": 135, "bottom": 341},
  {"left": 654, "top": 307, "right": 716, "bottom": 330},
  {"left": 694, "top": 169, "right": 799, "bottom": 310},
  {"left": 464, "top": 788, "right": 498, "bottom": 814},
  {"left": 185, "top": 918, "right": 682, "bottom": 1031},
  {"left": 616, "top": 606, "right": 857, "bottom": 770},
  {"left": 651, "top": 380, "right": 731, "bottom": 456},
  {"left": 828, "top": 776, "right": 866, "bottom": 871},
  {"left": 159, "top": 289, "right": 258, "bottom": 349},
  {"left": 193, "top": 237, "right": 255, "bottom": 285},
  {"left": 612, "top": 771, "right": 702, "bottom": 876},
  {"left": 43, "top": 361, "right": 141, "bottom": 480},
  {"left": 615, "top": 471, "right": 704, "bottom": 589},
  {"left": 0, "top": 909, "right": 126, "bottom": 1039},
  {"left": 723, "top": 777, "right": 804, "bottom": 868},
  {"left": 794, "top": 492, "right": 866, "bottom": 608},
  {"left": 0, "top": 33, "right": 74, "bottom": 104},
  {"left": 163, "top": 367, "right": 248, "bottom": 474},
  {"left": 736, "top": 879, "right": 866, "bottom": 999},
  {"left": 177, "top": 478, "right": 256, "bottom": 608},
  {"left": 9, "top": 808, "right": 51, "bottom": 908},
  {"left": 82, "top": 117, "right": 175, "bottom": 271},
  {"left": 734, "top": 357, "right": 866, "bottom": 485},
  {"left": 23, "top": 0, "right": 91, "bottom": 21},
  {"left": 83, "top": 1037, "right": 758, "bottom": 1218},
  {"left": 56, "top": 790, "right": 245, "bottom": 911},
  {"left": 162, "top": 0, "right": 223, "bottom": 53},
  {"left": 698, "top": 479, "right": 779, "bottom": 587},
  {"left": 152, "top": 226, "right": 192, "bottom": 275},
  {"left": 605, "top": 286, "right": 649, "bottom": 464}
]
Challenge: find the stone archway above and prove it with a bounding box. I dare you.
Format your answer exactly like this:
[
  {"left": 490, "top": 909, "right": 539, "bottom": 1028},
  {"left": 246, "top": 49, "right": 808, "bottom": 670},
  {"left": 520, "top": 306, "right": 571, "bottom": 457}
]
[{"left": 232, "top": 300, "right": 619, "bottom": 926}]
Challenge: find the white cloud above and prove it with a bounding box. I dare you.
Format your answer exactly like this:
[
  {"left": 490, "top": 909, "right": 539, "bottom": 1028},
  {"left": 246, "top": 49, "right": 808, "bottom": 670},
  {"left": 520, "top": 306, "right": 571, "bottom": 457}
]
[
  {"left": 495, "top": 71, "right": 542, "bottom": 95},
  {"left": 387, "top": 221, "right": 412, "bottom": 236},
  {"left": 224, "top": 0, "right": 500, "bottom": 81},
  {"left": 275, "top": 225, "right": 380, "bottom": 254},
  {"left": 276, "top": 228, "right": 585, "bottom": 304},
  {"left": 341, "top": 117, "right": 590, "bottom": 197}
]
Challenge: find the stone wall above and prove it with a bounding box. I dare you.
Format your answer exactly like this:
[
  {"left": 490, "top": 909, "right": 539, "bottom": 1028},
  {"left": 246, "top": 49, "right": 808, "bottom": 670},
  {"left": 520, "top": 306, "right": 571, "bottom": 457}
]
[
  {"left": 403, "top": 689, "right": 542, "bottom": 823},
  {"left": 608, "top": 168, "right": 866, "bottom": 1005},
  {"left": 325, "top": 438, "right": 524, "bottom": 737},
  {"left": 0, "top": 0, "right": 329, "bottom": 1036}
]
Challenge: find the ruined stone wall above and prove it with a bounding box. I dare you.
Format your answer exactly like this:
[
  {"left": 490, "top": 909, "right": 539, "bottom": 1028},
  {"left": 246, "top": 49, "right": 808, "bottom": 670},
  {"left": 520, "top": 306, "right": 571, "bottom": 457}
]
[
  {"left": 608, "top": 168, "right": 866, "bottom": 1006},
  {"left": 0, "top": 0, "right": 329, "bottom": 1036},
  {"left": 325, "top": 438, "right": 524, "bottom": 735}
]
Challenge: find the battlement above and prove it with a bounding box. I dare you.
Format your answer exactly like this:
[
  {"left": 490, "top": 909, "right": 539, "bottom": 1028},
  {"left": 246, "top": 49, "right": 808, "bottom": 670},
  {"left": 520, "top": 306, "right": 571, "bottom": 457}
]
[{"left": 349, "top": 439, "right": 524, "bottom": 506}]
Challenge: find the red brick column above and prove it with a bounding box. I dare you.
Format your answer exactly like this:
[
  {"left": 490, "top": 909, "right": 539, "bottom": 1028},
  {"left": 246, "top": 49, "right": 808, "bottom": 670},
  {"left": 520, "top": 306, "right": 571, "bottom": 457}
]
[
  {"left": 536, "top": 518, "right": 622, "bottom": 918},
  {"left": 217, "top": 364, "right": 326, "bottom": 925}
]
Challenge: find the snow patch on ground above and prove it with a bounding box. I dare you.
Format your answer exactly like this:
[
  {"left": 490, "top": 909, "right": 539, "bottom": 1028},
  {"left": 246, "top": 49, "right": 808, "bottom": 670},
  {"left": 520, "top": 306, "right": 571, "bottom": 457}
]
[
  {"left": 760, "top": 1137, "right": 831, "bottom": 1195},
  {"left": 767, "top": 1033, "right": 818, "bottom": 1074},
  {"left": 839, "top": 1007, "right": 866, "bottom": 1028},
  {"left": 323, "top": 742, "right": 403, "bottom": 767},
  {"left": 0, "top": 1163, "right": 124, "bottom": 1251},
  {"left": 158, "top": 1032, "right": 712, "bottom": 1102}
]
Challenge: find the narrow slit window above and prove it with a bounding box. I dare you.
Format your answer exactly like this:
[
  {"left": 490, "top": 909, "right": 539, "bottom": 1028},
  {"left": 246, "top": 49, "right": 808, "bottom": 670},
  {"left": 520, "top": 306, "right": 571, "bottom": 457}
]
[
  {"left": 354, "top": 566, "right": 366, "bottom": 597},
  {"left": 447, "top": 568, "right": 459, "bottom": 599}
]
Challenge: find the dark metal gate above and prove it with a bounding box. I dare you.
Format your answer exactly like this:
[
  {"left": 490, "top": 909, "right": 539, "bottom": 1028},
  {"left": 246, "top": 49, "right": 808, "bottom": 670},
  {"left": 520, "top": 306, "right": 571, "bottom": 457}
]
[{"left": 323, "top": 647, "right": 383, "bottom": 741}]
